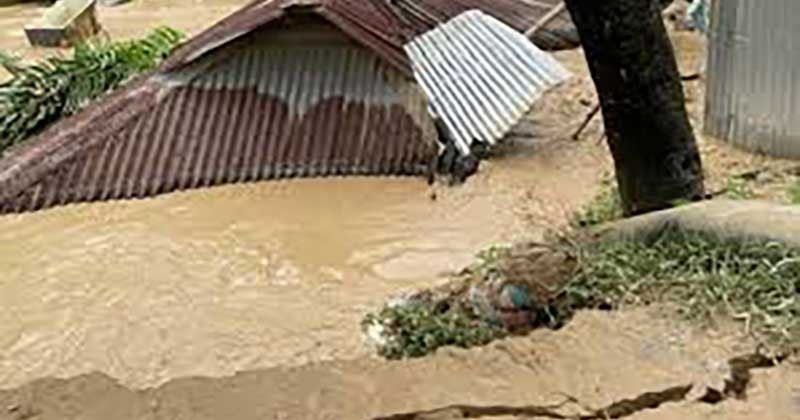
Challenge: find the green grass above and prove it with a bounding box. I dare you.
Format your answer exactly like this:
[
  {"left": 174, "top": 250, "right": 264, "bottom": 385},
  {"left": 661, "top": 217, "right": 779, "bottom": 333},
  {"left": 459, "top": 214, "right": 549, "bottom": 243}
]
[
  {"left": 364, "top": 232, "right": 800, "bottom": 359},
  {"left": 788, "top": 178, "right": 800, "bottom": 205},
  {"left": 573, "top": 179, "right": 623, "bottom": 227},
  {"left": 560, "top": 231, "right": 800, "bottom": 352},
  {"left": 0, "top": 27, "right": 184, "bottom": 152},
  {"left": 366, "top": 210, "right": 800, "bottom": 359},
  {"left": 363, "top": 304, "right": 506, "bottom": 360},
  {"left": 723, "top": 177, "right": 755, "bottom": 200},
  {"left": 572, "top": 174, "right": 761, "bottom": 229}
]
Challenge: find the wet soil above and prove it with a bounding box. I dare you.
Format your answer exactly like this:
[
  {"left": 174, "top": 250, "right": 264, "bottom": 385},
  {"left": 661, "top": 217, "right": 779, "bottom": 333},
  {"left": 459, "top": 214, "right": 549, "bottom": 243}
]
[{"left": 0, "top": 309, "right": 797, "bottom": 420}]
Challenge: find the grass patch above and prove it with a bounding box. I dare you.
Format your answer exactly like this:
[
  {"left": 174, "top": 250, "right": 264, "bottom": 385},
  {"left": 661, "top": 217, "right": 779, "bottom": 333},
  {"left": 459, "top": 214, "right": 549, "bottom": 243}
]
[
  {"left": 473, "top": 243, "right": 512, "bottom": 281},
  {"left": 365, "top": 230, "right": 800, "bottom": 359},
  {"left": 723, "top": 177, "right": 755, "bottom": 200},
  {"left": 573, "top": 178, "right": 623, "bottom": 227},
  {"left": 573, "top": 174, "right": 759, "bottom": 229},
  {"left": 560, "top": 231, "right": 800, "bottom": 352},
  {"left": 363, "top": 304, "right": 506, "bottom": 360},
  {"left": 788, "top": 178, "right": 800, "bottom": 204}
]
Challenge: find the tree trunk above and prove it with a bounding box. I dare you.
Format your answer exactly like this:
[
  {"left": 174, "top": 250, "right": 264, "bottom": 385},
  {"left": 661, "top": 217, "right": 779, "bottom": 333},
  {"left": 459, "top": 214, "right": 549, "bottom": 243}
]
[{"left": 564, "top": 0, "right": 705, "bottom": 216}]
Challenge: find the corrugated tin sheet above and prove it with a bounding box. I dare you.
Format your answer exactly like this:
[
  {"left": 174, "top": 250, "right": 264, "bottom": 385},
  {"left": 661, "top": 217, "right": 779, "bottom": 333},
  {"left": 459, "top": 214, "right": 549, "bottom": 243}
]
[
  {"left": 704, "top": 0, "right": 800, "bottom": 157},
  {"left": 0, "top": 19, "right": 436, "bottom": 214},
  {"left": 406, "top": 10, "right": 570, "bottom": 154}
]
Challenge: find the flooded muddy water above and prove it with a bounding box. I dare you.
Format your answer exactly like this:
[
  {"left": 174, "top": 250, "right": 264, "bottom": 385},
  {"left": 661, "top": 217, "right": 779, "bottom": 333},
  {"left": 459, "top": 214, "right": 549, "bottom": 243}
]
[
  {"left": 0, "top": 127, "right": 608, "bottom": 389},
  {"left": 1, "top": 5, "right": 795, "bottom": 418},
  {"left": 0, "top": 0, "right": 614, "bottom": 390}
]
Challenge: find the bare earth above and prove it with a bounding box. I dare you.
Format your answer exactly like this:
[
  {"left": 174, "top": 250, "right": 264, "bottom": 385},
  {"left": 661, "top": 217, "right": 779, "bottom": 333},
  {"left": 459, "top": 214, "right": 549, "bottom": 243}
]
[{"left": 0, "top": 2, "right": 798, "bottom": 419}]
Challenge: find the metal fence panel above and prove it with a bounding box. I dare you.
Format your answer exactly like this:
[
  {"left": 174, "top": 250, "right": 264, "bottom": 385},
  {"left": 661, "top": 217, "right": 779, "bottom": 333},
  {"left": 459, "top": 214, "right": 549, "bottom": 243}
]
[{"left": 705, "top": 0, "right": 800, "bottom": 157}]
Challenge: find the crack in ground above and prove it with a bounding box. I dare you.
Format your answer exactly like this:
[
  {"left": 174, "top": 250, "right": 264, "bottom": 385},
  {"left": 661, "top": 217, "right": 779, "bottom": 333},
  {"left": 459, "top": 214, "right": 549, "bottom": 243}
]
[
  {"left": 372, "top": 352, "right": 786, "bottom": 420},
  {"left": 697, "top": 353, "right": 785, "bottom": 404}
]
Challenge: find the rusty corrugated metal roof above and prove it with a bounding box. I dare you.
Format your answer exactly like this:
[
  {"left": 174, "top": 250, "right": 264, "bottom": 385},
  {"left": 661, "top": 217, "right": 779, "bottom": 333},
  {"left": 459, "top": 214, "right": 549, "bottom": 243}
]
[
  {"left": 0, "top": 15, "right": 437, "bottom": 214},
  {"left": 406, "top": 10, "right": 570, "bottom": 154},
  {"left": 0, "top": 1, "right": 573, "bottom": 214},
  {"left": 162, "top": 0, "right": 574, "bottom": 75},
  {"left": 390, "top": 0, "right": 576, "bottom": 48}
]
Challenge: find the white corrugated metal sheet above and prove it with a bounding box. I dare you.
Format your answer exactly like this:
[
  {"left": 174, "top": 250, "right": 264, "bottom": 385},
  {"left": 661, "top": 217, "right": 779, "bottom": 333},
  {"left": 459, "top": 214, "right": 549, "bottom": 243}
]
[
  {"left": 705, "top": 0, "right": 800, "bottom": 158},
  {"left": 405, "top": 10, "right": 570, "bottom": 155}
]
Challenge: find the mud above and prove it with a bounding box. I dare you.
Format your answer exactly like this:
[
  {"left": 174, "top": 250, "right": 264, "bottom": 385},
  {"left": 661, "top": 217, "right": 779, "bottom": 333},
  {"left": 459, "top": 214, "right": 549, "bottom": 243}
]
[
  {"left": 0, "top": 309, "right": 797, "bottom": 420},
  {"left": 382, "top": 353, "right": 791, "bottom": 420},
  {"left": 1, "top": 4, "right": 795, "bottom": 420},
  {"left": 0, "top": 140, "right": 605, "bottom": 390}
]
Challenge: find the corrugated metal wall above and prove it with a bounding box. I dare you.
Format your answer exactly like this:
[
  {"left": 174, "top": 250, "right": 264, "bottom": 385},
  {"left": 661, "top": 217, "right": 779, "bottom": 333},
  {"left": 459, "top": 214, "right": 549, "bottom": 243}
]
[
  {"left": 0, "top": 20, "right": 437, "bottom": 214},
  {"left": 704, "top": 0, "right": 800, "bottom": 157}
]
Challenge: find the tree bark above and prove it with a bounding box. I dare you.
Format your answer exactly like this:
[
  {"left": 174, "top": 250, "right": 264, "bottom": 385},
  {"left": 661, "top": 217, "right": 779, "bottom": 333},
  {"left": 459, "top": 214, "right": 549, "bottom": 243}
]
[{"left": 564, "top": 0, "right": 704, "bottom": 216}]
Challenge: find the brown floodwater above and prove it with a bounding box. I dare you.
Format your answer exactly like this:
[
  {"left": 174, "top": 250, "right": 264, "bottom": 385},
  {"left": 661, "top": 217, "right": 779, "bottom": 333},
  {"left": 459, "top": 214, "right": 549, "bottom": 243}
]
[
  {"left": 0, "top": 128, "right": 608, "bottom": 389},
  {"left": 1, "top": 6, "right": 795, "bottom": 418},
  {"left": 0, "top": 0, "right": 615, "bottom": 390}
]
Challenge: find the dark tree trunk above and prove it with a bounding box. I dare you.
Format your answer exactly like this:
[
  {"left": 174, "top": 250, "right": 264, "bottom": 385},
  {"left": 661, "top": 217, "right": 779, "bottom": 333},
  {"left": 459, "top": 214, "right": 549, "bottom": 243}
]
[{"left": 564, "top": 0, "right": 705, "bottom": 216}]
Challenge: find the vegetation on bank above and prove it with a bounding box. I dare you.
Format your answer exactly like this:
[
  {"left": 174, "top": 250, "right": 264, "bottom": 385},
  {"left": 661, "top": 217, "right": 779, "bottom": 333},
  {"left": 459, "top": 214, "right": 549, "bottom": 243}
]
[
  {"left": 365, "top": 229, "right": 800, "bottom": 359},
  {"left": 572, "top": 177, "right": 623, "bottom": 228},
  {"left": 366, "top": 167, "right": 800, "bottom": 360},
  {"left": 0, "top": 27, "right": 184, "bottom": 153},
  {"left": 363, "top": 304, "right": 506, "bottom": 360},
  {"left": 789, "top": 179, "right": 800, "bottom": 205},
  {"left": 573, "top": 171, "right": 780, "bottom": 229},
  {"left": 561, "top": 231, "right": 800, "bottom": 352}
]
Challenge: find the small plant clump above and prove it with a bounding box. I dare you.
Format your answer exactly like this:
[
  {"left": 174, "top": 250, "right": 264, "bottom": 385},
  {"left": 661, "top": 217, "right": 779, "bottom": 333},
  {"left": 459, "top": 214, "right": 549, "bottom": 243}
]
[
  {"left": 723, "top": 176, "right": 755, "bottom": 200},
  {"left": 573, "top": 178, "right": 623, "bottom": 227},
  {"left": 0, "top": 27, "right": 184, "bottom": 152},
  {"left": 560, "top": 231, "right": 800, "bottom": 352},
  {"left": 363, "top": 303, "right": 507, "bottom": 360},
  {"left": 473, "top": 243, "right": 512, "bottom": 281},
  {"left": 788, "top": 178, "right": 800, "bottom": 205}
]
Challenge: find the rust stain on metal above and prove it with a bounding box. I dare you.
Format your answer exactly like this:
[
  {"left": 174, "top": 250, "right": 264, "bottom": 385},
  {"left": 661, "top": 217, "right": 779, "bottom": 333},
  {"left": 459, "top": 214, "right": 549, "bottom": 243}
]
[
  {"left": 0, "top": 0, "right": 573, "bottom": 214},
  {"left": 0, "top": 14, "right": 436, "bottom": 214}
]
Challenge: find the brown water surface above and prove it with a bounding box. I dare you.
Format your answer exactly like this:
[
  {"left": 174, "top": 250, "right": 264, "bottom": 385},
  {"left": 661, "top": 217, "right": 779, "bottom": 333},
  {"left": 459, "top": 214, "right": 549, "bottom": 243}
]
[
  {"left": 0, "top": 0, "right": 618, "bottom": 391},
  {"left": 0, "top": 130, "right": 607, "bottom": 389},
  {"left": 0, "top": 0, "right": 614, "bottom": 389}
]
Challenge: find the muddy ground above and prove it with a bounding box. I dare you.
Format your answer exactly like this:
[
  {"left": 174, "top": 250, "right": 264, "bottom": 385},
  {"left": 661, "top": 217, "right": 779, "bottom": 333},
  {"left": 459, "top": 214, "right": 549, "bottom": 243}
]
[
  {"left": 0, "top": 308, "right": 789, "bottom": 420},
  {"left": 1, "top": 1, "right": 799, "bottom": 419},
  {"left": 1, "top": 309, "right": 798, "bottom": 420}
]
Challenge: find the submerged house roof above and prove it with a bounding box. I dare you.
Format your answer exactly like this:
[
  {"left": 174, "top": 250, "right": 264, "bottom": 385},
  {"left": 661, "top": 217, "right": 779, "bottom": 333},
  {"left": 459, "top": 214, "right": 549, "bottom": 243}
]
[
  {"left": 161, "top": 0, "right": 576, "bottom": 76},
  {"left": 0, "top": 0, "right": 571, "bottom": 214}
]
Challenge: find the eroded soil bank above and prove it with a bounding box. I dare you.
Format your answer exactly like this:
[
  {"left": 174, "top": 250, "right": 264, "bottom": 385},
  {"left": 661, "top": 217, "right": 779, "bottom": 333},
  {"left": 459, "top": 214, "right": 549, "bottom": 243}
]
[{"left": 1, "top": 309, "right": 797, "bottom": 420}]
